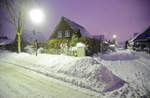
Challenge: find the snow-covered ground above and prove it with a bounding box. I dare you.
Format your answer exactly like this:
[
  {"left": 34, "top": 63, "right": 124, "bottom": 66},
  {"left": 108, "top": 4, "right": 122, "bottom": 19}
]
[
  {"left": 0, "top": 49, "right": 150, "bottom": 98},
  {"left": 94, "top": 49, "right": 150, "bottom": 96}
]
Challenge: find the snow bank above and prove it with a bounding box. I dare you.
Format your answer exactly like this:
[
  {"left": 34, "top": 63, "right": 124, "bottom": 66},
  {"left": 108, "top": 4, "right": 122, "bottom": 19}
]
[
  {"left": 0, "top": 49, "right": 150, "bottom": 97},
  {"left": 0, "top": 52, "right": 124, "bottom": 93},
  {"left": 94, "top": 49, "right": 150, "bottom": 97},
  {"left": 0, "top": 51, "right": 128, "bottom": 97},
  {"left": 76, "top": 42, "right": 86, "bottom": 48}
]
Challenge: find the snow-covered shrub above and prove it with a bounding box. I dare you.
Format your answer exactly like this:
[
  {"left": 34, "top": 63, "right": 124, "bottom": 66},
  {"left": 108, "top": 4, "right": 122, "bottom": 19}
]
[
  {"left": 24, "top": 45, "right": 35, "bottom": 54},
  {"left": 60, "top": 43, "right": 69, "bottom": 54},
  {"left": 102, "top": 41, "right": 109, "bottom": 52},
  {"left": 69, "top": 47, "right": 77, "bottom": 51},
  {"left": 39, "top": 35, "right": 103, "bottom": 56},
  {"left": 76, "top": 42, "right": 86, "bottom": 48},
  {"left": 37, "top": 47, "right": 44, "bottom": 54},
  {"left": 109, "top": 44, "right": 116, "bottom": 51},
  {"left": 70, "top": 36, "right": 102, "bottom": 56},
  {"left": 68, "top": 47, "right": 77, "bottom": 56},
  {"left": 105, "top": 44, "right": 117, "bottom": 52},
  {"left": 40, "top": 49, "right": 62, "bottom": 54},
  {"left": 48, "top": 38, "right": 70, "bottom": 49},
  {"left": 38, "top": 41, "right": 50, "bottom": 49},
  {"left": 49, "top": 39, "right": 62, "bottom": 49},
  {"left": 38, "top": 38, "right": 70, "bottom": 54}
]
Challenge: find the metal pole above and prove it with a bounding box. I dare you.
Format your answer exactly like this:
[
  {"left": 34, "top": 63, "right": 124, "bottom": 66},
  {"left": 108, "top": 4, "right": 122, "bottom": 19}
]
[
  {"left": 33, "top": 29, "right": 38, "bottom": 56},
  {"left": 35, "top": 39, "right": 38, "bottom": 56}
]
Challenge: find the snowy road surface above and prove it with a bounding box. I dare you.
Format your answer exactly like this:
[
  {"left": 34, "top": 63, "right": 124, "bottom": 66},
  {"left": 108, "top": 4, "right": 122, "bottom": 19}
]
[{"left": 0, "top": 61, "right": 97, "bottom": 98}]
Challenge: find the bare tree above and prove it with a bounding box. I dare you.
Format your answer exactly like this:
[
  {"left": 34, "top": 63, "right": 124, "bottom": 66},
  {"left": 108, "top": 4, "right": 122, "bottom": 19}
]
[{"left": 0, "top": 0, "right": 36, "bottom": 53}]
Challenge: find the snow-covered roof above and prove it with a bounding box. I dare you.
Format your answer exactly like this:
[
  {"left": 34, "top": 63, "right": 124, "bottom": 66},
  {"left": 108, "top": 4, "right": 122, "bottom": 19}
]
[
  {"left": 129, "top": 26, "right": 150, "bottom": 43},
  {"left": 129, "top": 32, "right": 143, "bottom": 43},
  {"left": 0, "top": 39, "right": 13, "bottom": 45},
  {"left": 63, "top": 17, "right": 93, "bottom": 38}
]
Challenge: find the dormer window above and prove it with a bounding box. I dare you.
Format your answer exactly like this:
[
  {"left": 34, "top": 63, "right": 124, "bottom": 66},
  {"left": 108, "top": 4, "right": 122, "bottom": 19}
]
[
  {"left": 65, "top": 30, "right": 70, "bottom": 37},
  {"left": 57, "top": 31, "right": 62, "bottom": 38}
]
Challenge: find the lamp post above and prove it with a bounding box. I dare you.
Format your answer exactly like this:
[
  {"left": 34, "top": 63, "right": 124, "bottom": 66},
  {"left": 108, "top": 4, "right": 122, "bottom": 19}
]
[
  {"left": 112, "top": 34, "right": 117, "bottom": 46},
  {"left": 29, "top": 8, "right": 44, "bottom": 56}
]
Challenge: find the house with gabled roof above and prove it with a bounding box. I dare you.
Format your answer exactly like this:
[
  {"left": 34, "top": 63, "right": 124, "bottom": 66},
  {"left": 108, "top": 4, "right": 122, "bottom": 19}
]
[
  {"left": 50, "top": 16, "right": 92, "bottom": 39},
  {"left": 46, "top": 16, "right": 104, "bottom": 55},
  {"left": 128, "top": 26, "right": 150, "bottom": 52}
]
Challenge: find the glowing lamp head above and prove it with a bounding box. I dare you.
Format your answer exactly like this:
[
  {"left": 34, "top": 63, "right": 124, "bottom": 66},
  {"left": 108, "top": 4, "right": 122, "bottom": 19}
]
[
  {"left": 113, "top": 34, "right": 117, "bottom": 39},
  {"left": 29, "top": 9, "right": 44, "bottom": 24}
]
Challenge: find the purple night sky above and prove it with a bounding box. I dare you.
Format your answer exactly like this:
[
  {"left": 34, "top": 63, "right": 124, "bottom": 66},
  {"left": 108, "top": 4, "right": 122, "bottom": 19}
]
[{"left": 0, "top": 0, "right": 150, "bottom": 42}]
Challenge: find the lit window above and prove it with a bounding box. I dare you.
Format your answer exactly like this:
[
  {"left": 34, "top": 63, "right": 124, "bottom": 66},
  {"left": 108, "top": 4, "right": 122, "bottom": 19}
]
[
  {"left": 65, "top": 30, "right": 70, "bottom": 37},
  {"left": 57, "top": 31, "right": 62, "bottom": 38}
]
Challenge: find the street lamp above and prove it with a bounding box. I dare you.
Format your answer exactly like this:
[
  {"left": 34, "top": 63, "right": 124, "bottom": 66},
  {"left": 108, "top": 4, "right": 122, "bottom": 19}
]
[
  {"left": 113, "top": 34, "right": 117, "bottom": 39},
  {"left": 29, "top": 9, "right": 44, "bottom": 24},
  {"left": 29, "top": 8, "right": 44, "bottom": 56},
  {"left": 112, "top": 34, "right": 117, "bottom": 46}
]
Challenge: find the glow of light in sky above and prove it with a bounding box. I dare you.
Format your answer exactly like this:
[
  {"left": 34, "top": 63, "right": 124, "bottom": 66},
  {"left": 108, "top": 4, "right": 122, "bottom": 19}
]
[{"left": 29, "top": 9, "right": 44, "bottom": 24}]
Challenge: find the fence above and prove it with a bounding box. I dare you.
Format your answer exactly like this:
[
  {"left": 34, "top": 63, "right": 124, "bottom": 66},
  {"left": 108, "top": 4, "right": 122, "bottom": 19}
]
[{"left": 41, "top": 48, "right": 75, "bottom": 56}]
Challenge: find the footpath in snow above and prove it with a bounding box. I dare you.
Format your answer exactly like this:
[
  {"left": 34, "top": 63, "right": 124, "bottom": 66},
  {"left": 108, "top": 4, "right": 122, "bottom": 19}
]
[{"left": 0, "top": 49, "right": 150, "bottom": 98}]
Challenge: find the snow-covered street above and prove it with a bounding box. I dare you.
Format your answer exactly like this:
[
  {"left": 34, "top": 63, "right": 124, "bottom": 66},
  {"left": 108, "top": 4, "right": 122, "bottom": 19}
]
[
  {"left": 0, "top": 49, "right": 150, "bottom": 98},
  {"left": 0, "top": 61, "right": 97, "bottom": 98}
]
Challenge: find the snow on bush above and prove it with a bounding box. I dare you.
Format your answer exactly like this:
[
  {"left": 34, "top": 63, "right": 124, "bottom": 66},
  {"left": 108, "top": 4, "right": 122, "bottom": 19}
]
[
  {"left": 37, "top": 47, "right": 44, "bottom": 54},
  {"left": 24, "top": 45, "right": 35, "bottom": 54},
  {"left": 76, "top": 42, "right": 86, "bottom": 48},
  {"left": 69, "top": 47, "right": 77, "bottom": 51}
]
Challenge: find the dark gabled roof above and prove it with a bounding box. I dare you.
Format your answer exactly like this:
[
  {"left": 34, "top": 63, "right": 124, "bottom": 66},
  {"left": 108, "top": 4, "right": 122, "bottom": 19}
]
[{"left": 52, "top": 16, "right": 92, "bottom": 38}]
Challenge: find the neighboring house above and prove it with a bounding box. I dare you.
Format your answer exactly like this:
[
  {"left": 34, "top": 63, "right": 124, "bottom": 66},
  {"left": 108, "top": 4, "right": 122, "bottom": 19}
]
[
  {"left": 50, "top": 16, "right": 92, "bottom": 39},
  {"left": 0, "top": 36, "right": 13, "bottom": 49},
  {"left": 0, "top": 36, "right": 8, "bottom": 45},
  {"left": 128, "top": 26, "right": 150, "bottom": 52},
  {"left": 133, "top": 32, "right": 139, "bottom": 37}
]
